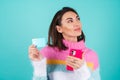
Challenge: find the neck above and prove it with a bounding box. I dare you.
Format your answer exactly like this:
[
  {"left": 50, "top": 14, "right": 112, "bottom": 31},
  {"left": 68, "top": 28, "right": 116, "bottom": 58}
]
[{"left": 63, "top": 35, "right": 77, "bottom": 42}]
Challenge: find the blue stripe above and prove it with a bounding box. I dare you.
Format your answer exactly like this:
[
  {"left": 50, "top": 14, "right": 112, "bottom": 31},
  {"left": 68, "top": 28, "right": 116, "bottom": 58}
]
[
  {"left": 88, "top": 67, "right": 101, "bottom": 80},
  {"left": 47, "top": 64, "right": 72, "bottom": 73}
]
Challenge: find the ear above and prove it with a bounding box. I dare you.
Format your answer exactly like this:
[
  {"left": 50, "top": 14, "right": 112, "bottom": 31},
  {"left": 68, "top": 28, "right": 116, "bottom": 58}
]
[{"left": 56, "top": 25, "right": 62, "bottom": 33}]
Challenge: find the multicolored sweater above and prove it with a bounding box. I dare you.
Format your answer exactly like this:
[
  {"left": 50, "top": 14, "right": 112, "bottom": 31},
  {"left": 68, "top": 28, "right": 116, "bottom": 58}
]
[{"left": 31, "top": 40, "right": 101, "bottom": 80}]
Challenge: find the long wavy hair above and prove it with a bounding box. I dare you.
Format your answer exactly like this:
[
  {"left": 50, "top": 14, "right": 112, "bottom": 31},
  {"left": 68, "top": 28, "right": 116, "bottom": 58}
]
[{"left": 47, "top": 7, "right": 85, "bottom": 50}]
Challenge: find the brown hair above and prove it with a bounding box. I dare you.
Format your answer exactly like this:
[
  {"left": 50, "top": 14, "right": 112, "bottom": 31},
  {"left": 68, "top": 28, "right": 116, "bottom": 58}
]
[{"left": 47, "top": 7, "right": 85, "bottom": 50}]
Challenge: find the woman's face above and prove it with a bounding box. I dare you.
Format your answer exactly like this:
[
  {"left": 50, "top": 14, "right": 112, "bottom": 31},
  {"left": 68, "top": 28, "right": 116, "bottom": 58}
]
[{"left": 56, "top": 11, "right": 82, "bottom": 41}]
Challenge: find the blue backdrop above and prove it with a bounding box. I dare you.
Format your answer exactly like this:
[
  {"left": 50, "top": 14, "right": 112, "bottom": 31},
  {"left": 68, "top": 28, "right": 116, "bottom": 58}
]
[{"left": 0, "top": 0, "right": 120, "bottom": 80}]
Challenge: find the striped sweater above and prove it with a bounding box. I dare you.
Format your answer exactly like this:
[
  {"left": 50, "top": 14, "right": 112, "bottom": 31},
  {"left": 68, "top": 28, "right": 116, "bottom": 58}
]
[{"left": 32, "top": 40, "right": 101, "bottom": 80}]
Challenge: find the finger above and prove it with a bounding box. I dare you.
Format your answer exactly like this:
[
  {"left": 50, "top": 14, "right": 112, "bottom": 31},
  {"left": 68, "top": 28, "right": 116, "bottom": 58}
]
[
  {"left": 29, "top": 55, "right": 40, "bottom": 61},
  {"left": 66, "top": 56, "right": 83, "bottom": 64},
  {"left": 67, "top": 60, "right": 83, "bottom": 69},
  {"left": 28, "top": 45, "right": 36, "bottom": 53},
  {"left": 67, "top": 58, "right": 84, "bottom": 69},
  {"left": 66, "top": 60, "right": 74, "bottom": 67},
  {"left": 66, "top": 56, "right": 79, "bottom": 64},
  {"left": 29, "top": 50, "right": 39, "bottom": 56},
  {"left": 67, "top": 61, "right": 79, "bottom": 69},
  {"left": 29, "top": 53, "right": 40, "bottom": 60},
  {"left": 29, "top": 48, "right": 39, "bottom": 54},
  {"left": 82, "top": 52, "right": 85, "bottom": 59},
  {"left": 66, "top": 57, "right": 77, "bottom": 66},
  {"left": 75, "top": 60, "right": 84, "bottom": 68},
  {"left": 67, "top": 56, "right": 82, "bottom": 61},
  {"left": 29, "top": 45, "right": 33, "bottom": 48},
  {"left": 29, "top": 44, "right": 37, "bottom": 48},
  {"left": 67, "top": 56, "right": 74, "bottom": 59},
  {"left": 74, "top": 64, "right": 80, "bottom": 69},
  {"left": 66, "top": 56, "right": 76, "bottom": 61}
]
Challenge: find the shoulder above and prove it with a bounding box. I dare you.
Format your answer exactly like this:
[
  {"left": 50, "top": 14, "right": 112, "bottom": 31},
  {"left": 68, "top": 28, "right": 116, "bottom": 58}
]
[
  {"left": 39, "top": 46, "right": 58, "bottom": 57},
  {"left": 40, "top": 45, "right": 53, "bottom": 53},
  {"left": 84, "top": 48, "right": 99, "bottom": 70},
  {"left": 84, "top": 48, "right": 98, "bottom": 61}
]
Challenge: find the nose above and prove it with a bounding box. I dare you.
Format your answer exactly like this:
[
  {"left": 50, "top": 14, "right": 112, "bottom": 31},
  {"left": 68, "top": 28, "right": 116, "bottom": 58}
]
[{"left": 74, "top": 20, "right": 81, "bottom": 27}]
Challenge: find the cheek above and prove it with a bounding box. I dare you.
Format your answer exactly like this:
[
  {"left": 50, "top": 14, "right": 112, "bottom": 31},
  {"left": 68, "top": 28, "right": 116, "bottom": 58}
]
[
  {"left": 62, "top": 26, "right": 73, "bottom": 33},
  {"left": 62, "top": 28, "right": 76, "bottom": 36}
]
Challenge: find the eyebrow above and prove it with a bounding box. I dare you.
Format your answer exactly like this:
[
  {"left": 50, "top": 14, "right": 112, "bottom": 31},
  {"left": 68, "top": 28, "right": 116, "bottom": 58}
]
[
  {"left": 66, "top": 15, "right": 79, "bottom": 20},
  {"left": 66, "top": 18, "right": 72, "bottom": 20}
]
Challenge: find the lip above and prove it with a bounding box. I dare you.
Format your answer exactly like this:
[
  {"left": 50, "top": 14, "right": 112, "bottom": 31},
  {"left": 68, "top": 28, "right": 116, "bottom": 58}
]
[{"left": 74, "top": 28, "right": 80, "bottom": 31}]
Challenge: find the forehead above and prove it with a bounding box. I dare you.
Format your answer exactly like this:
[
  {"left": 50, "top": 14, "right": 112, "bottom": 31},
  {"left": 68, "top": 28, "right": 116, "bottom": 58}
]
[{"left": 62, "top": 11, "right": 78, "bottom": 20}]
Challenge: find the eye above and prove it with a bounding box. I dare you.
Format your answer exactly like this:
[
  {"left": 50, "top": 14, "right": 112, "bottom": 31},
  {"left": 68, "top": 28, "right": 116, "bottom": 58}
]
[
  {"left": 67, "top": 20, "right": 73, "bottom": 23},
  {"left": 77, "top": 17, "right": 80, "bottom": 20}
]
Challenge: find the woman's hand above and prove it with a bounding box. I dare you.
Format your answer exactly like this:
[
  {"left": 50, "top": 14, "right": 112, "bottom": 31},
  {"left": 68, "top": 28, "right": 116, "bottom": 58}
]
[
  {"left": 66, "top": 56, "right": 84, "bottom": 70},
  {"left": 28, "top": 45, "right": 42, "bottom": 61}
]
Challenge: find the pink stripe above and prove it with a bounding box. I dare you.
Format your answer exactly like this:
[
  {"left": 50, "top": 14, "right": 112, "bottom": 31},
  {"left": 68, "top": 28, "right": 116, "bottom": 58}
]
[{"left": 40, "top": 46, "right": 69, "bottom": 60}]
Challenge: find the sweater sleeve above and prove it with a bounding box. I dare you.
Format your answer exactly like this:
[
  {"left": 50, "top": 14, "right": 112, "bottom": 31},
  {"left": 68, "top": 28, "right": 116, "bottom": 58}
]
[
  {"left": 31, "top": 58, "right": 47, "bottom": 80},
  {"left": 84, "top": 49, "right": 101, "bottom": 80},
  {"left": 89, "top": 66, "right": 101, "bottom": 80}
]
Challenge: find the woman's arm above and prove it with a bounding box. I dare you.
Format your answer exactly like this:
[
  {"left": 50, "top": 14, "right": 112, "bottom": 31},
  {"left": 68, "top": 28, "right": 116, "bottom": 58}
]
[
  {"left": 84, "top": 49, "right": 101, "bottom": 80},
  {"left": 28, "top": 45, "right": 47, "bottom": 80},
  {"left": 32, "top": 59, "right": 47, "bottom": 80}
]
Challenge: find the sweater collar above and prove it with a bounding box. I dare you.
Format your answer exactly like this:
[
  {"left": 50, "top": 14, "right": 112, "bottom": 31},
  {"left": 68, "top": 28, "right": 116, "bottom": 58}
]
[{"left": 63, "top": 39, "right": 86, "bottom": 50}]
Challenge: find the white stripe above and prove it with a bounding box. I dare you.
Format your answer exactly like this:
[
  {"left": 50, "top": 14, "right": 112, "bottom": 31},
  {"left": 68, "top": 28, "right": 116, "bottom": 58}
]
[{"left": 48, "top": 62, "right": 91, "bottom": 80}]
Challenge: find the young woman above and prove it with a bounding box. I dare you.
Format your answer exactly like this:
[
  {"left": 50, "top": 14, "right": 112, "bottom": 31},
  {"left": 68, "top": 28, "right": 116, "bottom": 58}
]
[{"left": 28, "top": 7, "right": 101, "bottom": 80}]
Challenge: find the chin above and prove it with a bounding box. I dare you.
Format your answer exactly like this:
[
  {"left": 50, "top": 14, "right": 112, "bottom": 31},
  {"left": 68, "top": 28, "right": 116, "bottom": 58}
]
[{"left": 76, "top": 32, "right": 82, "bottom": 36}]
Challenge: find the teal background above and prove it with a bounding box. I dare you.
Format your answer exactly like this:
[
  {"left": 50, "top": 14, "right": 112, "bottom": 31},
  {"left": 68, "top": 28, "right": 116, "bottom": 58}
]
[{"left": 0, "top": 0, "right": 120, "bottom": 80}]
